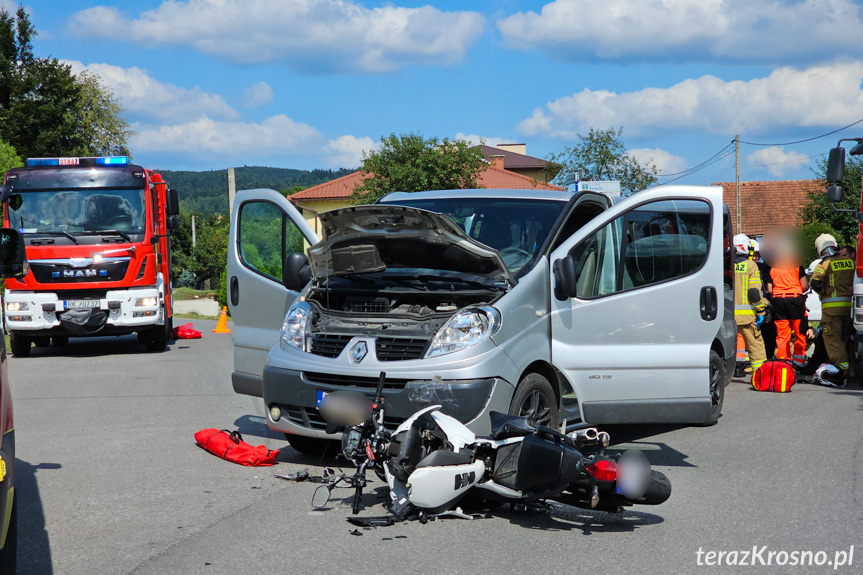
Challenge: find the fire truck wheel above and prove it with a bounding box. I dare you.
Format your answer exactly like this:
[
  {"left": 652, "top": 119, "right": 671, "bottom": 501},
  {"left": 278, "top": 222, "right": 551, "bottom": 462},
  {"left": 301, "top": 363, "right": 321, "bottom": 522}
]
[
  {"left": 145, "top": 321, "right": 170, "bottom": 352},
  {"left": 10, "top": 332, "right": 31, "bottom": 357}
]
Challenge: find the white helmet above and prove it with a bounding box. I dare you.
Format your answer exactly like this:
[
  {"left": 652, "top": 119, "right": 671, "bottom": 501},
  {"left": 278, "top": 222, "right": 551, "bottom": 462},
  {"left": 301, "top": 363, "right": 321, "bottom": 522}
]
[
  {"left": 749, "top": 239, "right": 760, "bottom": 254},
  {"left": 812, "top": 363, "right": 845, "bottom": 388},
  {"left": 814, "top": 233, "right": 838, "bottom": 257},
  {"left": 733, "top": 234, "right": 751, "bottom": 255}
]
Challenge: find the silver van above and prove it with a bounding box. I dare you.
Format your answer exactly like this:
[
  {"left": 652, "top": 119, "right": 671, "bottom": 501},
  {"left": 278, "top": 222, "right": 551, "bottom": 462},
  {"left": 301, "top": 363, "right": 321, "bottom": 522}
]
[{"left": 228, "top": 187, "right": 735, "bottom": 454}]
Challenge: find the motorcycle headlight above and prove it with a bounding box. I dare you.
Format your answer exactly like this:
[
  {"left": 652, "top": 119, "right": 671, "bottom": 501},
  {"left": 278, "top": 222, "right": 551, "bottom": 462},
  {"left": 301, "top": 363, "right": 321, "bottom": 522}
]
[
  {"left": 280, "top": 301, "right": 311, "bottom": 351},
  {"left": 426, "top": 305, "right": 501, "bottom": 358}
]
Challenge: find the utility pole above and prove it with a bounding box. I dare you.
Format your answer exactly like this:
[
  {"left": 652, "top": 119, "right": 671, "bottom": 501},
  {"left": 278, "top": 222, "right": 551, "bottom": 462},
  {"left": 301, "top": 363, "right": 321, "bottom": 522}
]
[
  {"left": 735, "top": 135, "right": 741, "bottom": 234},
  {"left": 227, "top": 167, "right": 236, "bottom": 215},
  {"left": 191, "top": 215, "right": 196, "bottom": 248}
]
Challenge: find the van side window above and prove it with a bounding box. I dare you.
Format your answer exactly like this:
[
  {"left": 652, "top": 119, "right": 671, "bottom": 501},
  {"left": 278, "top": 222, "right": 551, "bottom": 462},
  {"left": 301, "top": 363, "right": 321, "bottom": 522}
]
[
  {"left": 238, "top": 201, "right": 305, "bottom": 282},
  {"left": 568, "top": 199, "right": 711, "bottom": 299}
]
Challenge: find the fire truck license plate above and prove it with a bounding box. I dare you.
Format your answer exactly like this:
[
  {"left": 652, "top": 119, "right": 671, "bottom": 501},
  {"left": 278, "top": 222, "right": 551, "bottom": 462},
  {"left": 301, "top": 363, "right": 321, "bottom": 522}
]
[{"left": 64, "top": 300, "right": 100, "bottom": 310}]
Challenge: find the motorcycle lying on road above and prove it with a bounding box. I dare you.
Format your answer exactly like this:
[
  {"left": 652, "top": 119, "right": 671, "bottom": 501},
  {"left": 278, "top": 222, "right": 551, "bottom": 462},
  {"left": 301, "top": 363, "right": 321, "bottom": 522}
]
[{"left": 313, "top": 373, "right": 671, "bottom": 521}]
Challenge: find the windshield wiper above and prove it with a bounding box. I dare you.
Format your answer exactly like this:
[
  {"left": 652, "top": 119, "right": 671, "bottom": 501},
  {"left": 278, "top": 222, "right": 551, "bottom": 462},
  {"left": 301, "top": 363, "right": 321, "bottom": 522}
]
[
  {"left": 23, "top": 230, "right": 78, "bottom": 244},
  {"left": 83, "top": 229, "right": 132, "bottom": 242}
]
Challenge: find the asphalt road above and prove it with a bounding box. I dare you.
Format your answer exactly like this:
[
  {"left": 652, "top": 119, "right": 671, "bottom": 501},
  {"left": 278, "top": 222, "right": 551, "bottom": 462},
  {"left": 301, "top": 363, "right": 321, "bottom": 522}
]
[{"left": 10, "top": 321, "right": 863, "bottom": 575}]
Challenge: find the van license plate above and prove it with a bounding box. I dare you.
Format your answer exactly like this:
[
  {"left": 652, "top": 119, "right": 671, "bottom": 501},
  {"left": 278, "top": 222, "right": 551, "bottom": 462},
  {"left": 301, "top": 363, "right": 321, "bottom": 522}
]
[
  {"left": 316, "top": 390, "right": 329, "bottom": 409},
  {"left": 65, "top": 300, "right": 100, "bottom": 310}
]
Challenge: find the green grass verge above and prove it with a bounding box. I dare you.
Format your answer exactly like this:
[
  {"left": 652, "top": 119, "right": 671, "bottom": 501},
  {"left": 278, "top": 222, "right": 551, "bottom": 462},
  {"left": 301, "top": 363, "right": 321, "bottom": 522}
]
[{"left": 172, "top": 287, "right": 218, "bottom": 301}]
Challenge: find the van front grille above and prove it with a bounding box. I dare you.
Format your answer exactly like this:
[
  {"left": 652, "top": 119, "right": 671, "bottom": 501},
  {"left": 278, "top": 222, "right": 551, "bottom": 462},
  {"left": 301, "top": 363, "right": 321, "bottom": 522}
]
[{"left": 375, "top": 337, "right": 429, "bottom": 361}]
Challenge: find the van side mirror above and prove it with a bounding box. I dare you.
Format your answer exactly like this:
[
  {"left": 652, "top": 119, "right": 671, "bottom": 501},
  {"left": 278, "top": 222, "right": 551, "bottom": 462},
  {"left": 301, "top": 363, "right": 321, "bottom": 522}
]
[
  {"left": 826, "top": 147, "right": 845, "bottom": 185},
  {"left": 284, "top": 251, "right": 311, "bottom": 291},
  {"left": 747, "top": 287, "right": 762, "bottom": 304},
  {"left": 166, "top": 188, "right": 180, "bottom": 216},
  {"left": 0, "top": 228, "right": 28, "bottom": 278},
  {"left": 552, "top": 255, "right": 578, "bottom": 300}
]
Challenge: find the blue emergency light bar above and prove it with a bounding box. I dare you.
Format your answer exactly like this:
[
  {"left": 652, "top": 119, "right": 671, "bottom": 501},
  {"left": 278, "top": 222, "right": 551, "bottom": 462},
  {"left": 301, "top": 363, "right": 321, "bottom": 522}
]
[{"left": 25, "top": 156, "right": 130, "bottom": 167}]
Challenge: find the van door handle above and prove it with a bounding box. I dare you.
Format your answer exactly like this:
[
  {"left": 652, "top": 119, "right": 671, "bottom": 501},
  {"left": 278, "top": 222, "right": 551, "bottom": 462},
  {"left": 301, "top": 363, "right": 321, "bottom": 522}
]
[
  {"left": 230, "top": 276, "right": 239, "bottom": 306},
  {"left": 700, "top": 286, "right": 717, "bottom": 321}
]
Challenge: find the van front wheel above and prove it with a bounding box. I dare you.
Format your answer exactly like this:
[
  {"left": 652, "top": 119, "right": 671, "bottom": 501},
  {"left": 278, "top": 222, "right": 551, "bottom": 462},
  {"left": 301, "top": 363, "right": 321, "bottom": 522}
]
[{"left": 509, "top": 373, "right": 560, "bottom": 429}]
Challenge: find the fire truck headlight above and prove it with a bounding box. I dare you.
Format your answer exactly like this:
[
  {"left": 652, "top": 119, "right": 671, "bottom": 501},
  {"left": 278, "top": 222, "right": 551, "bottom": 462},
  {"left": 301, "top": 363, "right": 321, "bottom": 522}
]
[
  {"left": 135, "top": 297, "right": 158, "bottom": 307},
  {"left": 6, "top": 302, "right": 28, "bottom": 312}
]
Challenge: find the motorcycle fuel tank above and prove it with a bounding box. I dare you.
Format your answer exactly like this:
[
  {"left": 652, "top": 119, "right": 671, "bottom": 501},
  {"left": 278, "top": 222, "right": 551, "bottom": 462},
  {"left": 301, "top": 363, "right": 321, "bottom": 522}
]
[{"left": 407, "top": 458, "right": 485, "bottom": 511}]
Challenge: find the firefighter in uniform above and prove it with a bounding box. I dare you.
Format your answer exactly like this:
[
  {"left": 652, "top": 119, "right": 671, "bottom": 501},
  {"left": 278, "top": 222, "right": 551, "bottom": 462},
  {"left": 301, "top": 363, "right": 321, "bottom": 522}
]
[
  {"left": 810, "top": 234, "right": 854, "bottom": 385},
  {"left": 734, "top": 236, "right": 768, "bottom": 377}
]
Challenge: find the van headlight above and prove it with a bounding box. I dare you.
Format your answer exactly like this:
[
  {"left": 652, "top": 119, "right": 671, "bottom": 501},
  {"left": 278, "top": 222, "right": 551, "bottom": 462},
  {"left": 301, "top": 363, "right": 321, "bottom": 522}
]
[
  {"left": 281, "top": 301, "right": 311, "bottom": 351},
  {"left": 426, "top": 305, "right": 501, "bottom": 358}
]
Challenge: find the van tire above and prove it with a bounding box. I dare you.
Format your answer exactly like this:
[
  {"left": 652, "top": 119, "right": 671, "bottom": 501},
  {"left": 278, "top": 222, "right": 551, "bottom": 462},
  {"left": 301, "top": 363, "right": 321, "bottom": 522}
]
[
  {"left": 509, "top": 372, "right": 560, "bottom": 429},
  {"left": 284, "top": 434, "right": 337, "bottom": 457},
  {"left": 9, "top": 333, "right": 31, "bottom": 357},
  {"left": 705, "top": 350, "right": 725, "bottom": 425},
  {"left": 33, "top": 337, "right": 51, "bottom": 347},
  {"left": 52, "top": 336, "right": 69, "bottom": 346}
]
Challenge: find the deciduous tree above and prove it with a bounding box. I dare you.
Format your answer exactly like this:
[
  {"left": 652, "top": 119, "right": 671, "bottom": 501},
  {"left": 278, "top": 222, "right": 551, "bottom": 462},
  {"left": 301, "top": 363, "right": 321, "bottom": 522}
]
[
  {"left": 352, "top": 133, "right": 486, "bottom": 203},
  {"left": 546, "top": 127, "right": 658, "bottom": 194}
]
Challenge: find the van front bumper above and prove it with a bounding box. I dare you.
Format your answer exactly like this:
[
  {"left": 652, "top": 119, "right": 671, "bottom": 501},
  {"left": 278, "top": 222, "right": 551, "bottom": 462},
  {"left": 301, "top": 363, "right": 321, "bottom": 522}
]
[{"left": 263, "top": 366, "right": 513, "bottom": 437}]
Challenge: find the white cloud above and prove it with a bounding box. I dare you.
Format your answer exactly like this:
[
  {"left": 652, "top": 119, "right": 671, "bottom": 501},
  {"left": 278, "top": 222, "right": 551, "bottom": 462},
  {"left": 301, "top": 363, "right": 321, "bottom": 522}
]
[
  {"left": 498, "top": 0, "right": 863, "bottom": 64},
  {"left": 321, "top": 135, "right": 376, "bottom": 168},
  {"left": 746, "top": 146, "right": 810, "bottom": 177},
  {"left": 65, "top": 60, "right": 237, "bottom": 123},
  {"left": 517, "top": 62, "right": 863, "bottom": 139},
  {"left": 70, "top": 0, "right": 485, "bottom": 74},
  {"left": 243, "top": 81, "right": 274, "bottom": 109},
  {"left": 629, "top": 148, "right": 687, "bottom": 175},
  {"left": 454, "top": 133, "right": 518, "bottom": 147},
  {"left": 132, "top": 115, "right": 322, "bottom": 158}
]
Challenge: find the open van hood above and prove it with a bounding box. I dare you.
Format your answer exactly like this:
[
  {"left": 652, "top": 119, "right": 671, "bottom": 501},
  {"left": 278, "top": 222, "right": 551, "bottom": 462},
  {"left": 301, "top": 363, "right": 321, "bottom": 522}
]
[{"left": 307, "top": 205, "right": 515, "bottom": 286}]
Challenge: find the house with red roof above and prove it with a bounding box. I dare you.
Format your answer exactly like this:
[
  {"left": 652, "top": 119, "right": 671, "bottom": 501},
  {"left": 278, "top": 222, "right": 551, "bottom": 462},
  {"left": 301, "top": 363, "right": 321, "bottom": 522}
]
[
  {"left": 290, "top": 145, "right": 563, "bottom": 234},
  {"left": 712, "top": 179, "right": 820, "bottom": 236}
]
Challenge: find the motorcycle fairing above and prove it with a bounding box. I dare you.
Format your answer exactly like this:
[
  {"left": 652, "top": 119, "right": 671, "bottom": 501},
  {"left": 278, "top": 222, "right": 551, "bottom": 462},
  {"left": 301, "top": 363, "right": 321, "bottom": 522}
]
[{"left": 407, "top": 459, "right": 485, "bottom": 512}]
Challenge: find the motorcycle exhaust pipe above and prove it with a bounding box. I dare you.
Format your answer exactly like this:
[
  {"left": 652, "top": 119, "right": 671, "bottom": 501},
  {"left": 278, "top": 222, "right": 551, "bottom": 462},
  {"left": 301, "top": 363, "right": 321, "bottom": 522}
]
[{"left": 570, "top": 427, "right": 599, "bottom": 442}]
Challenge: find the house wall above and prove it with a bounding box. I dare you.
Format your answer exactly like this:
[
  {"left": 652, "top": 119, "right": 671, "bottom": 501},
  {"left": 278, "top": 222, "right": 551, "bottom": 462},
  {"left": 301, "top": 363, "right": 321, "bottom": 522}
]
[{"left": 292, "top": 199, "right": 351, "bottom": 237}]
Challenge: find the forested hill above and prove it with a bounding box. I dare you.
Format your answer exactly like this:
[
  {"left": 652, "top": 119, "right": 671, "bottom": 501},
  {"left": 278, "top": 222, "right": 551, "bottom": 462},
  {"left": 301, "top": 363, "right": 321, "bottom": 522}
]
[{"left": 155, "top": 166, "right": 355, "bottom": 215}]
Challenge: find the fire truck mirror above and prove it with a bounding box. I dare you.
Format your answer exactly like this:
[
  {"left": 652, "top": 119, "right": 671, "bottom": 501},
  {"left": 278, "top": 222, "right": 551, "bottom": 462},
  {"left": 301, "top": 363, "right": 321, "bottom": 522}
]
[
  {"left": 0, "top": 184, "right": 10, "bottom": 202},
  {"left": 0, "top": 228, "right": 27, "bottom": 278},
  {"left": 851, "top": 141, "right": 863, "bottom": 156},
  {"left": 826, "top": 184, "right": 843, "bottom": 203},
  {"left": 166, "top": 216, "right": 179, "bottom": 233},
  {"left": 826, "top": 147, "right": 845, "bottom": 184},
  {"left": 166, "top": 188, "right": 180, "bottom": 216}
]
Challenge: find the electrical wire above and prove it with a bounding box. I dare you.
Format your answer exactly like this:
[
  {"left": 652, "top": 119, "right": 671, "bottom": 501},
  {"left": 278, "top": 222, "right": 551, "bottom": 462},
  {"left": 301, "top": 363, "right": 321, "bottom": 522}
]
[
  {"left": 659, "top": 149, "right": 736, "bottom": 185},
  {"left": 746, "top": 152, "right": 826, "bottom": 170},
  {"left": 655, "top": 140, "right": 735, "bottom": 178},
  {"left": 739, "top": 117, "right": 863, "bottom": 146}
]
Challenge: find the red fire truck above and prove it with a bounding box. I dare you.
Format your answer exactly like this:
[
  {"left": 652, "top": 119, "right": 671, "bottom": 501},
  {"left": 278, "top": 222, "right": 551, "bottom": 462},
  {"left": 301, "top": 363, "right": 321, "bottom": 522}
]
[{"left": 1, "top": 156, "right": 179, "bottom": 356}]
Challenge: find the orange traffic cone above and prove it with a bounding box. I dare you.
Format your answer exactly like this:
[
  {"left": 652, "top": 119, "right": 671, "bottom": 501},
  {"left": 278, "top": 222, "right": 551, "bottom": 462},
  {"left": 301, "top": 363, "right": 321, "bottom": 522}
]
[{"left": 213, "top": 306, "right": 231, "bottom": 333}]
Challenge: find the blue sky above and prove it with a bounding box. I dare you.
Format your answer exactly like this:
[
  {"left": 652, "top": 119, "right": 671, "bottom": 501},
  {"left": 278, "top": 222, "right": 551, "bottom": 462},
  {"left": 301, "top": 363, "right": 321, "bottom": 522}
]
[{"left": 14, "top": 0, "right": 863, "bottom": 184}]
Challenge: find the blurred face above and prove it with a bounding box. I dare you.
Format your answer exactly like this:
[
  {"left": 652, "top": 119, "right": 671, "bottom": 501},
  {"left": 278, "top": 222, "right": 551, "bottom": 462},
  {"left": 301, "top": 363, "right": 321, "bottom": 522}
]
[{"left": 761, "top": 227, "right": 804, "bottom": 268}]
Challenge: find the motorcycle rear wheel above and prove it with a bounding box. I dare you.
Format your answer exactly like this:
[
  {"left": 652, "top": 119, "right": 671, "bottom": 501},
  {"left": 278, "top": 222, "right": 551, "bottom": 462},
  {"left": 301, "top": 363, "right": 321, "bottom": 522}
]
[{"left": 636, "top": 470, "right": 672, "bottom": 505}]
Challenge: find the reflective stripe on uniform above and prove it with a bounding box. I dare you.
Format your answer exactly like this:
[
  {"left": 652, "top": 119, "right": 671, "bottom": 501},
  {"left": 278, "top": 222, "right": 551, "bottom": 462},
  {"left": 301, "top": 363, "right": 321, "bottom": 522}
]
[{"left": 822, "top": 296, "right": 852, "bottom": 308}]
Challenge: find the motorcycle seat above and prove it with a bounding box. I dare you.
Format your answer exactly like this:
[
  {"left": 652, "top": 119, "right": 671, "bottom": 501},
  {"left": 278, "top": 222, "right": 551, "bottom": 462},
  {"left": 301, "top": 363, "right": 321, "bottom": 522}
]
[{"left": 488, "top": 411, "right": 535, "bottom": 440}]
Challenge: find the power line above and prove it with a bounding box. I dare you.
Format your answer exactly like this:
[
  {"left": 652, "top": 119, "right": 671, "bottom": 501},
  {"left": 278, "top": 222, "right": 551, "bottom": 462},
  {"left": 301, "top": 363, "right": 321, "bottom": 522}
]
[
  {"left": 660, "top": 149, "right": 736, "bottom": 185},
  {"left": 739, "top": 117, "right": 863, "bottom": 147},
  {"left": 655, "top": 140, "right": 735, "bottom": 178}
]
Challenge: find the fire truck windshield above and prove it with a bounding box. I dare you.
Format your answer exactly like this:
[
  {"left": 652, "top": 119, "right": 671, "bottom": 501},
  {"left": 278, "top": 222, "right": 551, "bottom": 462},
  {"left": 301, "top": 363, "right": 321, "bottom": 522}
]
[{"left": 7, "top": 188, "right": 147, "bottom": 237}]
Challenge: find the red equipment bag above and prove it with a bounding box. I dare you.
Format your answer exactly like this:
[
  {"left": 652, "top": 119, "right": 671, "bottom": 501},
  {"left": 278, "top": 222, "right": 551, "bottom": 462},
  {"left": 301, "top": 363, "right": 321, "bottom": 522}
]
[
  {"left": 173, "top": 323, "right": 202, "bottom": 339},
  {"left": 752, "top": 361, "right": 796, "bottom": 392},
  {"left": 195, "top": 428, "right": 279, "bottom": 466}
]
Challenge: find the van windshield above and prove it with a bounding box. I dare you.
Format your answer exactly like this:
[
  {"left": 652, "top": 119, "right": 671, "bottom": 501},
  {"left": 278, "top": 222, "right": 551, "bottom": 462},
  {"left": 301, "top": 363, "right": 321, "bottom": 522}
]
[{"left": 380, "top": 197, "right": 565, "bottom": 276}]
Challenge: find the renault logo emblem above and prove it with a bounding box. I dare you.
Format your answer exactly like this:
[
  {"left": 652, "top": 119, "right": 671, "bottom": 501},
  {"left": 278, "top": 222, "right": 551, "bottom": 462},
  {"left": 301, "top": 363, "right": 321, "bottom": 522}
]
[{"left": 350, "top": 341, "right": 368, "bottom": 363}]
